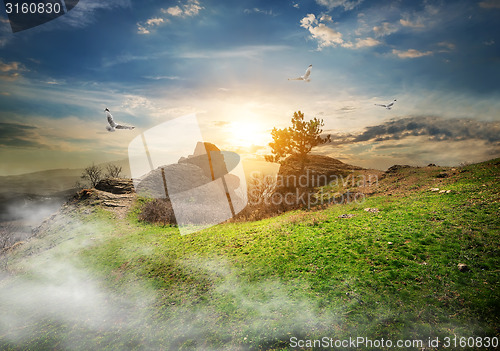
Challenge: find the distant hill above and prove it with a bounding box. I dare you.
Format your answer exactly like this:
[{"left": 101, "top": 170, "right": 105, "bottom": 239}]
[{"left": 0, "top": 159, "right": 131, "bottom": 196}]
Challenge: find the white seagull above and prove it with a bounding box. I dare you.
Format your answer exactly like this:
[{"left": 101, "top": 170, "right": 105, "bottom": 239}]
[
  {"left": 375, "top": 99, "right": 397, "bottom": 110},
  {"left": 288, "top": 64, "right": 312, "bottom": 82},
  {"left": 105, "top": 108, "right": 135, "bottom": 132}
]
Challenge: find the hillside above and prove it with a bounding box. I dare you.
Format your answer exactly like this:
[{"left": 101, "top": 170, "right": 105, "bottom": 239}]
[
  {"left": 0, "top": 158, "right": 498, "bottom": 350},
  {"left": 0, "top": 159, "right": 131, "bottom": 196}
]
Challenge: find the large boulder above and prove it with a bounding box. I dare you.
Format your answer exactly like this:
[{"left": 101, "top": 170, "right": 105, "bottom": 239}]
[{"left": 277, "top": 155, "right": 363, "bottom": 190}]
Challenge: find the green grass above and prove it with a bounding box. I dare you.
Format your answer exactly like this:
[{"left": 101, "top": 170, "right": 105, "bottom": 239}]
[{"left": 0, "top": 159, "right": 499, "bottom": 350}]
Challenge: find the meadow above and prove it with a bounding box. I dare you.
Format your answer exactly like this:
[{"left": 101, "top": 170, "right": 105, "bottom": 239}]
[{"left": 0, "top": 159, "right": 498, "bottom": 350}]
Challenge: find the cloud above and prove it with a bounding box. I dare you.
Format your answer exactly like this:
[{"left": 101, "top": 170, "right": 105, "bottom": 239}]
[
  {"left": 244, "top": 8, "right": 275, "bottom": 16},
  {"left": 300, "top": 14, "right": 345, "bottom": 49},
  {"left": 161, "top": 0, "right": 203, "bottom": 17},
  {"left": 392, "top": 49, "right": 433, "bottom": 59},
  {"left": 59, "top": 0, "right": 131, "bottom": 28},
  {"left": 399, "top": 3, "right": 441, "bottom": 30},
  {"left": 0, "top": 59, "right": 26, "bottom": 80},
  {"left": 353, "top": 37, "right": 380, "bottom": 48},
  {"left": 437, "top": 41, "right": 456, "bottom": 52},
  {"left": 178, "top": 45, "right": 289, "bottom": 59},
  {"left": 164, "top": 5, "right": 183, "bottom": 16},
  {"left": 336, "top": 116, "right": 500, "bottom": 144},
  {"left": 0, "top": 122, "right": 44, "bottom": 148},
  {"left": 373, "top": 22, "right": 398, "bottom": 37},
  {"left": 143, "top": 75, "right": 181, "bottom": 80},
  {"left": 300, "top": 14, "right": 380, "bottom": 50},
  {"left": 479, "top": 0, "right": 500, "bottom": 9},
  {"left": 138, "top": 0, "right": 203, "bottom": 34},
  {"left": 315, "top": 0, "right": 362, "bottom": 11},
  {"left": 137, "top": 17, "right": 167, "bottom": 34},
  {"left": 319, "top": 15, "right": 333, "bottom": 23},
  {"left": 400, "top": 17, "right": 425, "bottom": 28}
]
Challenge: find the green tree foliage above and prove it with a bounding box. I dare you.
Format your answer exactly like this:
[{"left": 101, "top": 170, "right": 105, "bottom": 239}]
[{"left": 265, "top": 111, "right": 331, "bottom": 168}]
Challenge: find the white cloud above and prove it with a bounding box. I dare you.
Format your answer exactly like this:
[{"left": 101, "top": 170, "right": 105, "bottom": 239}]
[
  {"left": 143, "top": 75, "right": 181, "bottom": 80},
  {"left": 315, "top": 0, "right": 362, "bottom": 11},
  {"left": 354, "top": 37, "right": 380, "bottom": 48},
  {"left": 319, "top": 15, "right": 333, "bottom": 23},
  {"left": 392, "top": 49, "right": 433, "bottom": 59},
  {"left": 164, "top": 5, "right": 183, "bottom": 16},
  {"left": 162, "top": 0, "right": 203, "bottom": 17},
  {"left": 300, "top": 14, "right": 381, "bottom": 50},
  {"left": 373, "top": 22, "right": 398, "bottom": 37},
  {"left": 243, "top": 8, "right": 274, "bottom": 16},
  {"left": 138, "top": 0, "right": 203, "bottom": 34},
  {"left": 400, "top": 17, "right": 425, "bottom": 28},
  {"left": 292, "top": 2, "right": 300, "bottom": 9},
  {"left": 300, "top": 14, "right": 345, "bottom": 49},
  {"left": 137, "top": 17, "right": 166, "bottom": 34},
  {"left": 0, "top": 60, "right": 26, "bottom": 80}
]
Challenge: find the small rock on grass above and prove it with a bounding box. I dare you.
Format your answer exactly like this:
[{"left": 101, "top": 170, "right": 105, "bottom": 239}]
[
  {"left": 338, "top": 214, "right": 355, "bottom": 219},
  {"left": 458, "top": 263, "right": 469, "bottom": 272},
  {"left": 430, "top": 188, "right": 440, "bottom": 192},
  {"left": 364, "top": 208, "right": 379, "bottom": 213}
]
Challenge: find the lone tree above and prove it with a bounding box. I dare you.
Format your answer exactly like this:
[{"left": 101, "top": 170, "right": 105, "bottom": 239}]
[
  {"left": 265, "top": 111, "right": 330, "bottom": 170},
  {"left": 81, "top": 163, "right": 102, "bottom": 188},
  {"left": 105, "top": 164, "right": 123, "bottom": 178}
]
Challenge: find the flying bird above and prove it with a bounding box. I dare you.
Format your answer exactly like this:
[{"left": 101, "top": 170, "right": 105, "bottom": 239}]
[
  {"left": 105, "top": 108, "right": 135, "bottom": 132},
  {"left": 288, "top": 64, "right": 312, "bottom": 82},
  {"left": 375, "top": 99, "right": 397, "bottom": 110}
]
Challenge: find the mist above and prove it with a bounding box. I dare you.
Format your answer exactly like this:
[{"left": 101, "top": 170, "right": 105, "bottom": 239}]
[{"left": 0, "top": 211, "right": 344, "bottom": 350}]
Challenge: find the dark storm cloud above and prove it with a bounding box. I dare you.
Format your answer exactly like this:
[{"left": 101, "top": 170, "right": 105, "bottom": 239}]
[
  {"left": 325, "top": 116, "right": 500, "bottom": 145},
  {"left": 0, "top": 122, "right": 44, "bottom": 148}
]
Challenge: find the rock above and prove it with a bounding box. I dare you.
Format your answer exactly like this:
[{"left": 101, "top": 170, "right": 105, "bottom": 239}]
[
  {"left": 338, "top": 214, "right": 354, "bottom": 219},
  {"left": 457, "top": 263, "right": 469, "bottom": 272},
  {"left": 386, "top": 164, "right": 411, "bottom": 173},
  {"left": 427, "top": 163, "right": 438, "bottom": 167},
  {"left": 436, "top": 172, "right": 449, "bottom": 178},
  {"left": 439, "top": 190, "right": 446, "bottom": 193},
  {"left": 73, "top": 189, "right": 135, "bottom": 208},
  {"left": 430, "top": 188, "right": 440, "bottom": 192},
  {"left": 277, "top": 154, "right": 363, "bottom": 190},
  {"left": 364, "top": 208, "right": 379, "bottom": 213},
  {"left": 95, "top": 178, "right": 135, "bottom": 194},
  {"left": 446, "top": 190, "right": 452, "bottom": 193}
]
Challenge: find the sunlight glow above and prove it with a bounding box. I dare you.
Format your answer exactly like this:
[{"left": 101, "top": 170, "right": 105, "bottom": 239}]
[{"left": 226, "top": 120, "right": 269, "bottom": 149}]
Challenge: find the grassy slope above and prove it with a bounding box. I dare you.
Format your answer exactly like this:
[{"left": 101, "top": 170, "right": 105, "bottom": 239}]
[{"left": 1, "top": 159, "right": 499, "bottom": 350}]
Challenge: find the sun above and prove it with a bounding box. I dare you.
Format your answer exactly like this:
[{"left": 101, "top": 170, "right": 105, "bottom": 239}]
[{"left": 227, "top": 120, "right": 269, "bottom": 149}]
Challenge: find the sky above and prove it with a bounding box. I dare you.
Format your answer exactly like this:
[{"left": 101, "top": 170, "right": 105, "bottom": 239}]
[{"left": 0, "top": 0, "right": 499, "bottom": 175}]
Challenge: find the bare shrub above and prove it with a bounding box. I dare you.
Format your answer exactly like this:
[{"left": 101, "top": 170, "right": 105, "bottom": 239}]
[
  {"left": 81, "top": 163, "right": 103, "bottom": 188},
  {"left": 138, "top": 199, "right": 176, "bottom": 226},
  {"left": 232, "top": 173, "right": 295, "bottom": 222},
  {"left": 105, "top": 164, "right": 123, "bottom": 178}
]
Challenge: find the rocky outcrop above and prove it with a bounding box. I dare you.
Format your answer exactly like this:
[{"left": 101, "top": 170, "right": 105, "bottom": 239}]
[
  {"left": 135, "top": 141, "right": 241, "bottom": 200},
  {"left": 95, "top": 178, "right": 134, "bottom": 194},
  {"left": 277, "top": 155, "right": 364, "bottom": 190},
  {"left": 385, "top": 165, "right": 412, "bottom": 174}
]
